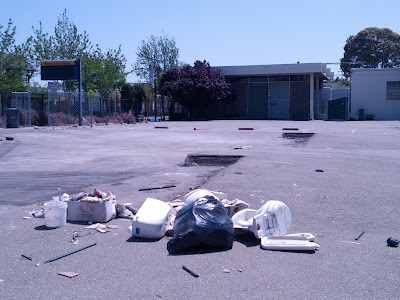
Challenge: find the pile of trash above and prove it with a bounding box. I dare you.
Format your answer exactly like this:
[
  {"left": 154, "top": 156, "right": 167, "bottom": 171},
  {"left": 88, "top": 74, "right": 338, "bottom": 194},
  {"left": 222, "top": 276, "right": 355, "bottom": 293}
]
[
  {"left": 32, "top": 188, "right": 320, "bottom": 253},
  {"left": 131, "top": 189, "right": 320, "bottom": 253}
]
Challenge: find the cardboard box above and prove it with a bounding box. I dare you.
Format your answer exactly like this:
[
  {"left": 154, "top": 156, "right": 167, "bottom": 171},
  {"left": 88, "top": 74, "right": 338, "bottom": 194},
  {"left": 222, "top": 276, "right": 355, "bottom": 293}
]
[{"left": 67, "top": 200, "right": 116, "bottom": 222}]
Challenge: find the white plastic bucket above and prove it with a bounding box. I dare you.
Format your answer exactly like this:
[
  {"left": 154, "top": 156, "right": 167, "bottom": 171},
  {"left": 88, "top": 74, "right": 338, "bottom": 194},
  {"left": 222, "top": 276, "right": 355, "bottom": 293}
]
[{"left": 43, "top": 201, "right": 68, "bottom": 228}]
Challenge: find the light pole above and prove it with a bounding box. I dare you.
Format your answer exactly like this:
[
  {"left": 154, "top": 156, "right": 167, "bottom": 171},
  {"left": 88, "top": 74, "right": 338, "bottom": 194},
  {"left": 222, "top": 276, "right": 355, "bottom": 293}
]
[{"left": 153, "top": 54, "right": 157, "bottom": 122}]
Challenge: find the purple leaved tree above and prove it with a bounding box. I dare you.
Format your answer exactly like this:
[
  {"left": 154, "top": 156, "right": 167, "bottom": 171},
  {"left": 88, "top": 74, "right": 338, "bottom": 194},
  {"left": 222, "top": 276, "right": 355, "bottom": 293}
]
[{"left": 159, "top": 60, "right": 230, "bottom": 119}]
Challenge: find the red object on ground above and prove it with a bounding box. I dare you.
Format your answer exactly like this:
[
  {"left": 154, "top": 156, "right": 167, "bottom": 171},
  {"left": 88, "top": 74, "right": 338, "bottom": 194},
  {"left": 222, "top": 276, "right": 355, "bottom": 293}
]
[
  {"left": 238, "top": 128, "right": 254, "bottom": 130},
  {"left": 93, "top": 189, "right": 100, "bottom": 195}
]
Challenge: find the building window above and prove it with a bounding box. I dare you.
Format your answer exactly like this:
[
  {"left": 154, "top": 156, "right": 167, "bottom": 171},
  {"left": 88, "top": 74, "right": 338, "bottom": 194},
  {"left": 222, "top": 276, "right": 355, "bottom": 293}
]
[
  {"left": 387, "top": 81, "right": 400, "bottom": 100},
  {"left": 269, "top": 75, "right": 289, "bottom": 82},
  {"left": 227, "top": 76, "right": 248, "bottom": 83},
  {"left": 290, "top": 75, "right": 310, "bottom": 82},
  {"left": 249, "top": 76, "right": 268, "bottom": 83}
]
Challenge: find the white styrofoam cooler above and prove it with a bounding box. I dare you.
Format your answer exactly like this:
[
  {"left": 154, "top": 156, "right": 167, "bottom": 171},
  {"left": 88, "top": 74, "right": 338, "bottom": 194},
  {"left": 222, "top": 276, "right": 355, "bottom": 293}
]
[{"left": 132, "top": 198, "right": 175, "bottom": 239}]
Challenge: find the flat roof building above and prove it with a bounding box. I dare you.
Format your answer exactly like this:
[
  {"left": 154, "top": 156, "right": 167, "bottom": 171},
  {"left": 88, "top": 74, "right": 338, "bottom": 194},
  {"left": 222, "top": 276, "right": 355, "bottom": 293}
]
[
  {"left": 350, "top": 68, "right": 400, "bottom": 120},
  {"left": 211, "top": 63, "right": 333, "bottom": 120}
]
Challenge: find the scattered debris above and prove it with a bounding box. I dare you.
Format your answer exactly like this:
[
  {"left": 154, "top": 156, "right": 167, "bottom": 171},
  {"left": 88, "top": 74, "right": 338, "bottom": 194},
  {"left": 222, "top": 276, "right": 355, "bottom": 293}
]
[
  {"left": 221, "top": 199, "right": 249, "bottom": 217},
  {"left": 169, "top": 199, "right": 185, "bottom": 211},
  {"left": 96, "top": 227, "right": 107, "bottom": 233},
  {"left": 58, "top": 272, "right": 80, "bottom": 278},
  {"left": 107, "top": 225, "right": 118, "bottom": 229},
  {"left": 387, "top": 237, "right": 399, "bottom": 247},
  {"left": 124, "top": 204, "right": 138, "bottom": 215},
  {"left": 315, "top": 169, "right": 324, "bottom": 173},
  {"left": 355, "top": 230, "right": 365, "bottom": 240},
  {"left": 116, "top": 204, "right": 135, "bottom": 219},
  {"left": 31, "top": 209, "right": 45, "bottom": 218},
  {"left": 282, "top": 128, "right": 299, "bottom": 131},
  {"left": 154, "top": 126, "right": 168, "bottom": 129},
  {"left": 5, "top": 137, "right": 14, "bottom": 141},
  {"left": 233, "top": 145, "right": 252, "bottom": 150},
  {"left": 44, "top": 242, "right": 97, "bottom": 264},
  {"left": 85, "top": 223, "right": 101, "bottom": 229},
  {"left": 238, "top": 128, "right": 254, "bottom": 130},
  {"left": 341, "top": 241, "right": 360, "bottom": 245},
  {"left": 182, "top": 266, "right": 199, "bottom": 278},
  {"left": 194, "top": 128, "right": 200, "bottom": 130},
  {"left": 223, "top": 269, "right": 231, "bottom": 273},
  {"left": 21, "top": 254, "right": 32, "bottom": 261},
  {"left": 138, "top": 185, "right": 176, "bottom": 192},
  {"left": 22, "top": 216, "right": 31, "bottom": 220},
  {"left": 238, "top": 269, "right": 243, "bottom": 272}
]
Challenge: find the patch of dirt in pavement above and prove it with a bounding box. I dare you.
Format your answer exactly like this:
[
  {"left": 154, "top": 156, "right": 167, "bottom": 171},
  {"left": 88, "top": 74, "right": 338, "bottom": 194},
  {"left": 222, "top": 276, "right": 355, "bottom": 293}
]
[
  {"left": 282, "top": 132, "right": 315, "bottom": 146},
  {"left": 181, "top": 154, "right": 243, "bottom": 167}
]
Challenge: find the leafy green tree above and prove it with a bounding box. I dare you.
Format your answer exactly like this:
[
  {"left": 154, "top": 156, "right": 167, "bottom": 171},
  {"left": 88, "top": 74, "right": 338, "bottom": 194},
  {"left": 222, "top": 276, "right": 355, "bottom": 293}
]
[
  {"left": 133, "top": 32, "right": 179, "bottom": 82},
  {"left": 121, "top": 82, "right": 146, "bottom": 114},
  {"left": 159, "top": 60, "right": 230, "bottom": 119},
  {"left": 341, "top": 27, "right": 400, "bottom": 78},
  {"left": 82, "top": 45, "right": 127, "bottom": 99},
  {"left": 0, "top": 19, "right": 27, "bottom": 91},
  {"left": 28, "top": 10, "right": 91, "bottom": 91}
]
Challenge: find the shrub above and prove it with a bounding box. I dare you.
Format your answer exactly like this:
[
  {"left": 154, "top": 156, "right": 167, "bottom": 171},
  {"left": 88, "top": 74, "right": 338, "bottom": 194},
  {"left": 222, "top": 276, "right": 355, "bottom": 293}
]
[
  {"left": 50, "top": 112, "right": 77, "bottom": 125},
  {"left": 0, "top": 115, "right": 6, "bottom": 127}
]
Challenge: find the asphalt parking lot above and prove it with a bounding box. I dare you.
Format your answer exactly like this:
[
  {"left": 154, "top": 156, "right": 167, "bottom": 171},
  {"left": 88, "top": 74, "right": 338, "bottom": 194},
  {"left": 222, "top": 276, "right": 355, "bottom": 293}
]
[{"left": 1, "top": 120, "right": 400, "bottom": 300}]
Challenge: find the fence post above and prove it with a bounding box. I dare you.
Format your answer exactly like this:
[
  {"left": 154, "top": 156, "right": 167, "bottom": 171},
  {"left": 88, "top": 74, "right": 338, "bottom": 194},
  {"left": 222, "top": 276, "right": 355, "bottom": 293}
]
[{"left": 28, "top": 91, "right": 31, "bottom": 126}]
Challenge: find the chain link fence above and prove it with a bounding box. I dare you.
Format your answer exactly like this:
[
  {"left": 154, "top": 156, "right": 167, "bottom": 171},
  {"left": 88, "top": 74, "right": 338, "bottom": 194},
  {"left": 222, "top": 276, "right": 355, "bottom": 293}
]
[{"left": 0, "top": 91, "right": 136, "bottom": 127}]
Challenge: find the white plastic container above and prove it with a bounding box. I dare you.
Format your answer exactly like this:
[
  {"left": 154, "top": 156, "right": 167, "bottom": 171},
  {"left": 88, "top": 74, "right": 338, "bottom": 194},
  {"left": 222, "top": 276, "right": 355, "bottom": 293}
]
[
  {"left": 184, "top": 189, "right": 219, "bottom": 205},
  {"left": 231, "top": 200, "right": 291, "bottom": 238},
  {"left": 261, "top": 236, "right": 320, "bottom": 251},
  {"left": 132, "top": 198, "right": 175, "bottom": 239},
  {"left": 232, "top": 209, "right": 257, "bottom": 229},
  {"left": 43, "top": 201, "right": 68, "bottom": 228}
]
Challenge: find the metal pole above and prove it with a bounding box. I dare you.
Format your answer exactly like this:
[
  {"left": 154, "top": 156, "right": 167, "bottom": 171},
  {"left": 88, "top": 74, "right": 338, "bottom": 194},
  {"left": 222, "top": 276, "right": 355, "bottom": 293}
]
[
  {"left": 27, "top": 91, "right": 31, "bottom": 126},
  {"left": 78, "top": 59, "right": 83, "bottom": 126},
  {"left": 153, "top": 54, "right": 157, "bottom": 122},
  {"left": 47, "top": 91, "right": 50, "bottom": 126},
  {"left": 90, "top": 93, "right": 93, "bottom": 128}
]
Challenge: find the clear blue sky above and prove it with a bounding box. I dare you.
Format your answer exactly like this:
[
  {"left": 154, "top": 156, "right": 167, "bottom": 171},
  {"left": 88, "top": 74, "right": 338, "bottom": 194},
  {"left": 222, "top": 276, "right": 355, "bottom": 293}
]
[{"left": 2, "top": 0, "right": 400, "bottom": 83}]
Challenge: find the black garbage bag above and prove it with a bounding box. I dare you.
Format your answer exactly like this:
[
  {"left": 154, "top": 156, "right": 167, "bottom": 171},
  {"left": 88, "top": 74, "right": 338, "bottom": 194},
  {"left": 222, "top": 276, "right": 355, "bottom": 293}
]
[{"left": 167, "top": 196, "right": 234, "bottom": 253}]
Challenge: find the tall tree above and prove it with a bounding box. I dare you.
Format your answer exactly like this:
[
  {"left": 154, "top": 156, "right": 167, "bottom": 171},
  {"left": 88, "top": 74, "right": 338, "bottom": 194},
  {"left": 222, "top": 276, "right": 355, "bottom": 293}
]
[
  {"left": 29, "top": 10, "right": 92, "bottom": 91},
  {"left": 159, "top": 60, "right": 230, "bottom": 118},
  {"left": 133, "top": 32, "right": 179, "bottom": 82},
  {"left": 341, "top": 27, "right": 400, "bottom": 78},
  {"left": 120, "top": 82, "right": 146, "bottom": 114},
  {"left": 53, "top": 10, "right": 91, "bottom": 60},
  {"left": 82, "top": 45, "right": 127, "bottom": 99},
  {"left": 0, "top": 19, "right": 27, "bottom": 91}
]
